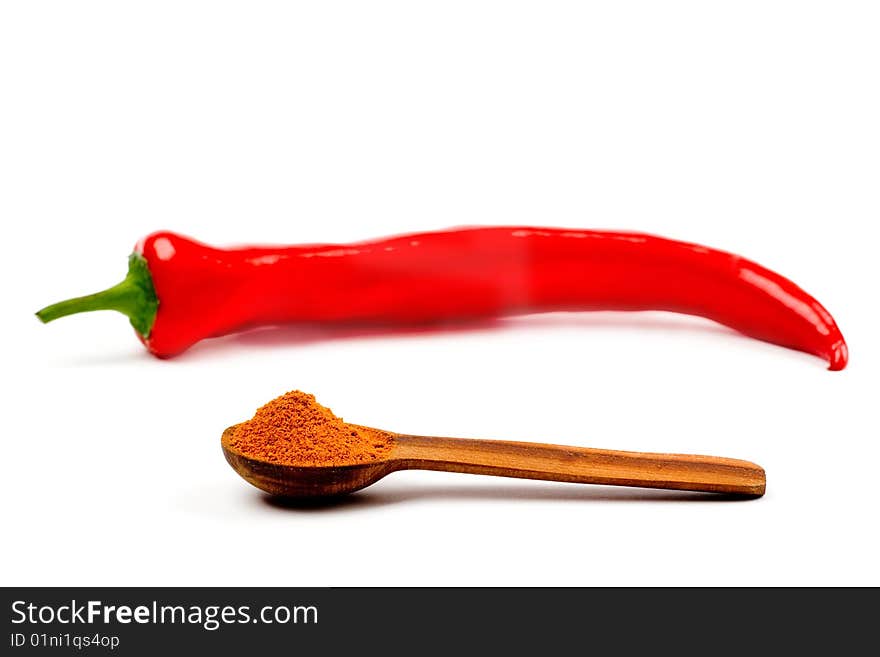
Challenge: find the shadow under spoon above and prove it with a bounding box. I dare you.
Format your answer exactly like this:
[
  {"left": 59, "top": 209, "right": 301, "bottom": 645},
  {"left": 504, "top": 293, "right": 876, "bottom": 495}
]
[{"left": 221, "top": 424, "right": 766, "bottom": 499}]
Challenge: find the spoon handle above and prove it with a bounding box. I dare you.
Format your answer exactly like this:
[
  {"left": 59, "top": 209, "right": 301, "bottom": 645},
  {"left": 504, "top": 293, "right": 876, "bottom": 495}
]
[{"left": 392, "top": 434, "right": 765, "bottom": 496}]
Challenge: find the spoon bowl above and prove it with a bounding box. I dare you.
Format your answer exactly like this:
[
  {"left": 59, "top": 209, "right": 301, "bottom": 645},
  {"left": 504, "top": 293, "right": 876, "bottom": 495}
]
[
  {"left": 222, "top": 426, "right": 394, "bottom": 497},
  {"left": 222, "top": 424, "right": 766, "bottom": 499}
]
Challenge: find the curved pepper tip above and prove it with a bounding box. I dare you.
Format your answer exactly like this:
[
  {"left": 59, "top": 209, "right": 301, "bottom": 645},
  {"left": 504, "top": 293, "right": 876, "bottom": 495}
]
[{"left": 827, "top": 340, "right": 848, "bottom": 371}]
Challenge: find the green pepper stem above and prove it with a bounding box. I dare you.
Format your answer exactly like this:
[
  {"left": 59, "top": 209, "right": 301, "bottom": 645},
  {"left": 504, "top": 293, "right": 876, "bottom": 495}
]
[{"left": 35, "top": 253, "right": 159, "bottom": 337}]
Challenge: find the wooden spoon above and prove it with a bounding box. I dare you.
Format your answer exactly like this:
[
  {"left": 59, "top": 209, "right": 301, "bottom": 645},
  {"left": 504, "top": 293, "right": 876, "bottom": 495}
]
[{"left": 221, "top": 424, "right": 765, "bottom": 499}]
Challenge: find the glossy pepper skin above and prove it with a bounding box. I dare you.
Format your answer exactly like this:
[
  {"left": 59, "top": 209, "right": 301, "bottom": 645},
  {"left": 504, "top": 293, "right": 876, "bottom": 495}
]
[{"left": 37, "top": 226, "right": 848, "bottom": 369}]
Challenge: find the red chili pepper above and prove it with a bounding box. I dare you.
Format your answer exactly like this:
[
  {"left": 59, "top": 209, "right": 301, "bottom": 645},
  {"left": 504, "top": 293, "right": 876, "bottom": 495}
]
[{"left": 36, "top": 227, "right": 848, "bottom": 369}]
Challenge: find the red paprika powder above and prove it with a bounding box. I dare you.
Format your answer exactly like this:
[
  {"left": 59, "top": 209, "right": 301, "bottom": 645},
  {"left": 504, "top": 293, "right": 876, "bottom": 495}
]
[{"left": 227, "top": 391, "right": 393, "bottom": 466}]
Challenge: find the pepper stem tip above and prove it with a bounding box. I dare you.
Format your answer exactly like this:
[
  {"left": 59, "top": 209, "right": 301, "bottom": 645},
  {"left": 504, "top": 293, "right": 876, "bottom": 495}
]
[{"left": 35, "top": 253, "right": 158, "bottom": 338}]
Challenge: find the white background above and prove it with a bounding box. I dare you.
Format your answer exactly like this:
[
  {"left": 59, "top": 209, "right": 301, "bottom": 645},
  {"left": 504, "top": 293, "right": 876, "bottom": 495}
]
[{"left": 1, "top": 2, "right": 877, "bottom": 586}]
